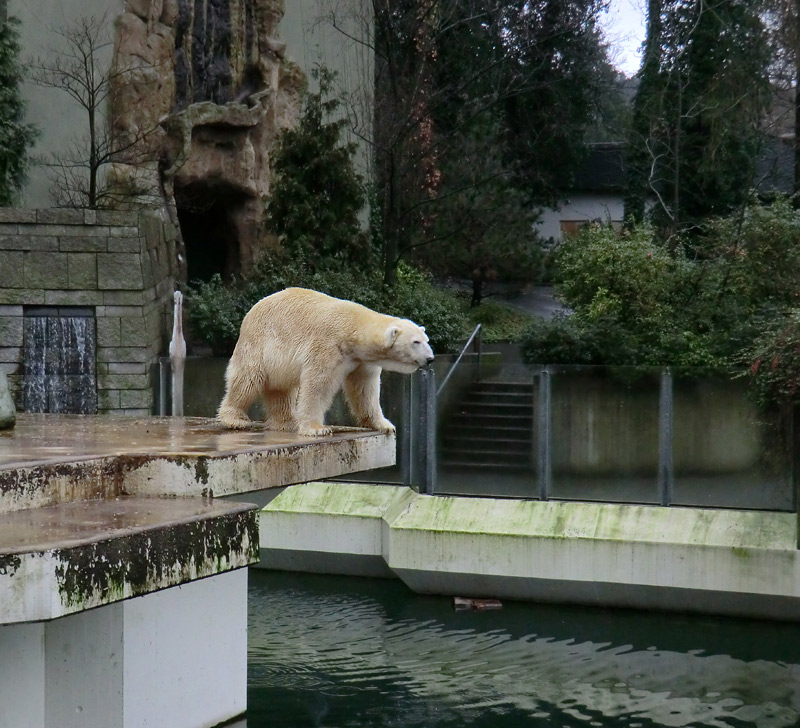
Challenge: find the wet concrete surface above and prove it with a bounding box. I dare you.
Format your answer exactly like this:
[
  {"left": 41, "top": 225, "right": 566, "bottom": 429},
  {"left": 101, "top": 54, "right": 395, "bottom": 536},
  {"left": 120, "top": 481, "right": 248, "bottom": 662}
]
[
  {"left": 0, "top": 415, "right": 394, "bottom": 623},
  {"left": 0, "top": 413, "right": 395, "bottom": 525},
  {"left": 0, "top": 414, "right": 381, "bottom": 471},
  {"left": 0, "top": 496, "right": 254, "bottom": 555}
]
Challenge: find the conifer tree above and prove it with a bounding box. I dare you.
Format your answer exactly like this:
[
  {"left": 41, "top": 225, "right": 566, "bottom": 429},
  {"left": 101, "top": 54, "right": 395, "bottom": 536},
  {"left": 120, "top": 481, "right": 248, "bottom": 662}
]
[
  {"left": 625, "top": 0, "right": 771, "bottom": 237},
  {"left": 267, "top": 68, "right": 372, "bottom": 271},
  {"left": 0, "top": 16, "right": 37, "bottom": 205}
]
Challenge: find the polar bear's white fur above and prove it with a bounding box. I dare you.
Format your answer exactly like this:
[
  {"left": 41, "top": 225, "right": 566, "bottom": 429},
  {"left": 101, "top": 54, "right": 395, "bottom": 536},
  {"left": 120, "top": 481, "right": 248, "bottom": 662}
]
[{"left": 217, "top": 287, "right": 435, "bottom": 436}]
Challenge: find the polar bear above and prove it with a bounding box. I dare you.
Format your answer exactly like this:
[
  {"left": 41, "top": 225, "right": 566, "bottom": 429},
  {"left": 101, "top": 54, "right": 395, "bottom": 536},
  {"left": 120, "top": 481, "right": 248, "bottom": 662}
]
[{"left": 217, "top": 287, "right": 435, "bottom": 436}]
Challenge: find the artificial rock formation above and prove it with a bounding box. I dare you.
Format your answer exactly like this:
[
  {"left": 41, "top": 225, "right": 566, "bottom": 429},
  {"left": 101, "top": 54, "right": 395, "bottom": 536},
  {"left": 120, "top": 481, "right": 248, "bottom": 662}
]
[{"left": 109, "top": 0, "right": 304, "bottom": 280}]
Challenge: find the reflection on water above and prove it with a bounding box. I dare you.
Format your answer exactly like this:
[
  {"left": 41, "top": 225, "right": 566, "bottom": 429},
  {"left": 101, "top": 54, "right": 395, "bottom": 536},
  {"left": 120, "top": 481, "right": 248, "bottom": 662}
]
[{"left": 247, "top": 571, "right": 800, "bottom": 727}]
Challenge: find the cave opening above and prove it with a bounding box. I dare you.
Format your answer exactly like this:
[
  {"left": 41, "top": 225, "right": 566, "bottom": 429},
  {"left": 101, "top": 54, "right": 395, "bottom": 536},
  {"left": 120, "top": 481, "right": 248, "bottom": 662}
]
[{"left": 175, "top": 183, "right": 244, "bottom": 283}]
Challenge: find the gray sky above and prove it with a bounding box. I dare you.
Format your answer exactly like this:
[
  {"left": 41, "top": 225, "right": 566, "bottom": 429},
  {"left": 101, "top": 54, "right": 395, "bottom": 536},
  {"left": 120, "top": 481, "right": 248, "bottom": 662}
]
[{"left": 600, "top": 0, "right": 647, "bottom": 76}]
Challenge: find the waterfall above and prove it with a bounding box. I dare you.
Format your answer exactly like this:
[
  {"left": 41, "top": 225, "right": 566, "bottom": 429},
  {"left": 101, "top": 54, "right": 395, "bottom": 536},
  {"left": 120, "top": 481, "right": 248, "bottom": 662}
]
[{"left": 23, "top": 314, "right": 97, "bottom": 414}]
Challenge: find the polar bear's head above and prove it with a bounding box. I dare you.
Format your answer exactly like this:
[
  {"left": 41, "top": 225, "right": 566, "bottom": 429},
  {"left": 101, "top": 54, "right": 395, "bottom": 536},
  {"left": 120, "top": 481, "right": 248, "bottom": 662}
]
[{"left": 378, "top": 319, "right": 435, "bottom": 374}]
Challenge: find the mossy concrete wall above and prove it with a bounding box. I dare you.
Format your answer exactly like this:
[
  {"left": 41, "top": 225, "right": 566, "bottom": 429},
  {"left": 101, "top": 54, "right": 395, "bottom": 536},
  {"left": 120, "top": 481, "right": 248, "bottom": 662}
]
[{"left": 259, "top": 482, "right": 800, "bottom": 621}]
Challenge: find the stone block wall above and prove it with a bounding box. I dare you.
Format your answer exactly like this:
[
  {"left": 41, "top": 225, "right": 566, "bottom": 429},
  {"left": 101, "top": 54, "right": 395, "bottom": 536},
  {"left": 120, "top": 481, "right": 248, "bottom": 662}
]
[{"left": 0, "top": 208, "right": 178, "bottom": 415}]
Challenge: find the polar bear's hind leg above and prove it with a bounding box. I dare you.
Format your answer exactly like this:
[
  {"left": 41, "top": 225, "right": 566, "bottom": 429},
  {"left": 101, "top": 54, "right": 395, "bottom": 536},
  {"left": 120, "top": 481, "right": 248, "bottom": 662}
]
[
  {"left": 218, "top": 367, "right": 262, "bottom": 428},
  {"left": 263, "top": 388, "right": 296, "bottom": 431}
]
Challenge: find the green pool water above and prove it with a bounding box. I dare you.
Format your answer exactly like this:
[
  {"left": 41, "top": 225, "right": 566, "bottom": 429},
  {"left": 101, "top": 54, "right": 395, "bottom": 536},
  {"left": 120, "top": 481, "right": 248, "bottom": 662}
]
[{"left": 246, "top": 570, "right": 800, "bottom": 727}]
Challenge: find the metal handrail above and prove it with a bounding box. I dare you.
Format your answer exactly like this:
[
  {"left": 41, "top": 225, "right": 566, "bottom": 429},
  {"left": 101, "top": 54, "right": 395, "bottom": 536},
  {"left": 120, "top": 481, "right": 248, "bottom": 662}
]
[{"left": 436, "top": 324, "right": 482, "bottom": 398}]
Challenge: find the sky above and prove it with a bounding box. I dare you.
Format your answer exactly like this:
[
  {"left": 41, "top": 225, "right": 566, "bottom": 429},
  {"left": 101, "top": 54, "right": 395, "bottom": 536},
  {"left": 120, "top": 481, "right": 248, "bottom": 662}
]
[{"left": 599, "top": 0, "right": 647, "bottom": 76}]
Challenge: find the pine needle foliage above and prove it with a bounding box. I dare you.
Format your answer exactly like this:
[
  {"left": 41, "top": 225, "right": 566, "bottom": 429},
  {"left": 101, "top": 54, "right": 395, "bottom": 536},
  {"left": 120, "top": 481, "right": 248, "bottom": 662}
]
[
  {"left": 0, "top": 18, "right": 37, "bottom": 205},
  {"left": 266, "top": 66, "right": 372, "bottom": 271}
]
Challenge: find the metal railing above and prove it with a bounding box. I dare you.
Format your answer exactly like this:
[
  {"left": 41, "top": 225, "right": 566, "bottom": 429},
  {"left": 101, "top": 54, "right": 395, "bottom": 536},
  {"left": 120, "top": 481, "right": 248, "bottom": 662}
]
[
  {"left": 437, "top": 324, "right": 482, "bottom": 399},
  {"left": 401, "top": 325, "right": 483, "bottom": 495},
  {"left": 401, "top": 362, "right": 797, "bottom": 516}
]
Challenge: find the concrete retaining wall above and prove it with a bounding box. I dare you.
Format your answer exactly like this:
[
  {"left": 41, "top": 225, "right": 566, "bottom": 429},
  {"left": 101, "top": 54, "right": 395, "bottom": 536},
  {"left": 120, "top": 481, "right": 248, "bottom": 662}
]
[
  {"left": 259, "top": 482, "right": 800, "bottom": 621},
  {"left": 0, "top": 569, "right": 248, "bottom": 728}
]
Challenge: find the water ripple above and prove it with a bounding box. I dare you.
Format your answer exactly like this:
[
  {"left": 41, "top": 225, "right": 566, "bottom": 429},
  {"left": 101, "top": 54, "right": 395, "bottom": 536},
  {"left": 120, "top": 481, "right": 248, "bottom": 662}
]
[{"left": 247, "top": 574, "right": 800, "bottom": 727}]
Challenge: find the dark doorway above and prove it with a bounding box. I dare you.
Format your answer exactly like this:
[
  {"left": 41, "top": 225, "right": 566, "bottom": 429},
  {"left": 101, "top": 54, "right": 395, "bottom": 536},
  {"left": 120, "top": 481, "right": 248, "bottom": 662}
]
[
  {"left": 23, "top": 307, "right": 97, "bottom": 414},
  {"left": 175, "top": 184, "right": 243, "bottom": 283}
]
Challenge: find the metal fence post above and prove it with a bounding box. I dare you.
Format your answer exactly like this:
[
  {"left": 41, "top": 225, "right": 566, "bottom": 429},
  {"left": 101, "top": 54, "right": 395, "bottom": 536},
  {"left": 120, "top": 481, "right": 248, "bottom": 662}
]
[
  {"left": 537, "top": 367, "right": 552, "bottom": 501},
  {"left": 792, "top": 404, "right": 799, "bottom": 548},
  {"left": 658, "top": 367, "right": 674, "bottom": 506},
  {"left": 401, "top": 375, "right": 413, "bottom": 488},
  {"left": 417, "top": 367, "right": 437, "bottom": 495},
  {"left": 158, "top": 358, "right": 170, "bottom": 416},
  {"left": 473, "top": 326, "right": 483, "bottom": 381}
]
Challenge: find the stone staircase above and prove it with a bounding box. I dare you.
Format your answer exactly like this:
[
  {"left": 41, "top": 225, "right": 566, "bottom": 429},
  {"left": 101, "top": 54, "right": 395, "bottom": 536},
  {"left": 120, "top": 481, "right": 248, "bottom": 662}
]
[{"left": 439, "top": 381, "right": 535, "bottom": 472}]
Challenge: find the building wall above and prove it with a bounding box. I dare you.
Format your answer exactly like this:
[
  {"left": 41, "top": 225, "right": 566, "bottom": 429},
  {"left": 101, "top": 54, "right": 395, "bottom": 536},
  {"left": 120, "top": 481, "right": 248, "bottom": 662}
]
[
  {"left": 11, "top": 0, "right": 122, "bottom": 209},
  {"left": 0, "top": 208, "right": 177, "bottom": 414},
  {"left": 536, "top": 193, "right": 625, "bottom": 243},
  {"left": 280, "top": 0, "right": 374, "bottom": 180}
]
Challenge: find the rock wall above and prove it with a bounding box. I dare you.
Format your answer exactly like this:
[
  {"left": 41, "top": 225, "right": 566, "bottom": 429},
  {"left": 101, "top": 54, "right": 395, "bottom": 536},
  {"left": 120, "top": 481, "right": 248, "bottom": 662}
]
[{"left": 109, "top": 0, "right": 304, "bottom": 280}]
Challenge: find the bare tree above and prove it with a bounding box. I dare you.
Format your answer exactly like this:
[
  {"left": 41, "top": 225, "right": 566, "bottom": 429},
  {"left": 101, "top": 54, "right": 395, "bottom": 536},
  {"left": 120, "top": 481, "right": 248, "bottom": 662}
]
[
  {"left": 27, "top": 13, "right": 162, "bottom": 209},
  {"left": 763, "top": 0, "right": 800, "bottom": 195}
]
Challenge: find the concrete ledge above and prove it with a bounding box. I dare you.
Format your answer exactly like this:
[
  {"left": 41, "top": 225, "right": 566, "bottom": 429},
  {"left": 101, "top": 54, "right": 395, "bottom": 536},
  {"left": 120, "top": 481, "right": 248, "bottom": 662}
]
[
  {"left": 0, "top": 414, "right": 395, "bottom": 513},
  {"left": 0, "top": 496, "right": 258, "bottom": 624},
  {"left": 259, "top": 482, "right": 413, "bottom": 578},
  {"left": 258, "top": 483, "right": 800, "bottom": 621}
]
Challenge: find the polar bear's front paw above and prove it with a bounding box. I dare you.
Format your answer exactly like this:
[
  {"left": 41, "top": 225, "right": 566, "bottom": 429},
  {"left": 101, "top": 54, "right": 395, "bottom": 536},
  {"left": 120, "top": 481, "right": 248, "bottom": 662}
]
[
  {"left": 297, "top": 423, "right": 334, "bottom": 437},
  {"left": 217, "top": 411, "right": 254, "bottom": 429},
  {"left": 370, "top": 418, "right": 396, "bottom": 434}
]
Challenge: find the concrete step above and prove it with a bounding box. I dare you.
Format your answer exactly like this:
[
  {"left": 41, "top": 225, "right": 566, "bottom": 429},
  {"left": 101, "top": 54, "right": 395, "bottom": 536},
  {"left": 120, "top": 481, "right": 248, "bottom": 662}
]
[
  {"left": 456, "top": 400, "right": 534, "bottom": 414},
  {"left": 439, "top": 458, "right": 531, "bottom": 472},
  {"left": 465, "top": 390, "right": 534, "bottom": 405},
  {"left": 442, "top": 429, "right": 529, "bottom": 445},
  {"left": 441, "top": 420, "right": 533, "bottom": 445},
  {"left": 471, "top": 381, "right": 535, "bottom": 392},
  {"left": 448, "top": 412, "right": 533, "bottom": 429},
  {"left": 440, "top": 453, "right": 532, "bottom": 469}
]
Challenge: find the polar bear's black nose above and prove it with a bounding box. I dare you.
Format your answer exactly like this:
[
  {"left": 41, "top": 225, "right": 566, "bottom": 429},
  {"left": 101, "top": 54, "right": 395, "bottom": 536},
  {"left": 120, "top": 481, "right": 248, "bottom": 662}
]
[{"left": 426, "top": 354, "right": 434, "bottom": 364}]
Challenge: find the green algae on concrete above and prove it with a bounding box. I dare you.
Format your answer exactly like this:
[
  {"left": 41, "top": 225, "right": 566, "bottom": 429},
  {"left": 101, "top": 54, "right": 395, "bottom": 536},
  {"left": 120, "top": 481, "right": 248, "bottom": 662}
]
[
  {"left": 390, "top": 495, "right": 798, "bottom": 550},
  {"left": 258, "top": 483, "right": 800, "bottom": 620},
  {"left": 259, "top": 483, "right": 416, "bottom": 578},
  {"left": 264, "top": 481, "right": 415, "bottom": 519},
  {"left": 0, "top": 496, "right": 259, "bottom": 623}
]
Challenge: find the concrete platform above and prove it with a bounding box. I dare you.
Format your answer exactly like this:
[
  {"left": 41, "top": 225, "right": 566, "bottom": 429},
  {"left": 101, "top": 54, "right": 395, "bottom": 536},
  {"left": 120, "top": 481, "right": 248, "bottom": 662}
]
[
  {"left": 0, "top": 414, "right": 395, "bottom": 513},
  {"left": 0, "top": 415, "right": 395, "bottom": 624},
  {"left": 259, "top": 482, "right": 800, "bottom": 622},
  {"left": 0, "top": 415, "right": 396, "bottom": 728}
]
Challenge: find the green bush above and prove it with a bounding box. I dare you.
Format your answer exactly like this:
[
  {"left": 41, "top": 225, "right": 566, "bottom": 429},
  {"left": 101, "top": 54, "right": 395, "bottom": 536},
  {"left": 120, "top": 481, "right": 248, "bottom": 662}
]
[
  {"left": 185, "top": 274, "right": 251, "bottom": 355},
  {"left": 742, "top": 308, "right": 800, "bottom": 412},
  {"left": 521, "top": 200, "right": 800, "bottom": 375},
  {"left": 267, "top": 66, "right": 373, "bottom": 271},
  {"left": 384, "top": 264, "right": 467, "bottom": 353},
  {"left": 0, "top": 18, "right": 37, "bottom": 205}
]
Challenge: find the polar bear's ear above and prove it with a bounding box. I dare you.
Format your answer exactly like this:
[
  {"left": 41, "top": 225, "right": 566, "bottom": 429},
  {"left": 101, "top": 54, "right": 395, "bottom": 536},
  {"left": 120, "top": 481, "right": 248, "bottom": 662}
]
[
  {"left": 420, "top": 326, "right": 426, "bottom": 333},
  {"left": 385, "top": 325, "right": 401, "bottom": 347}
]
